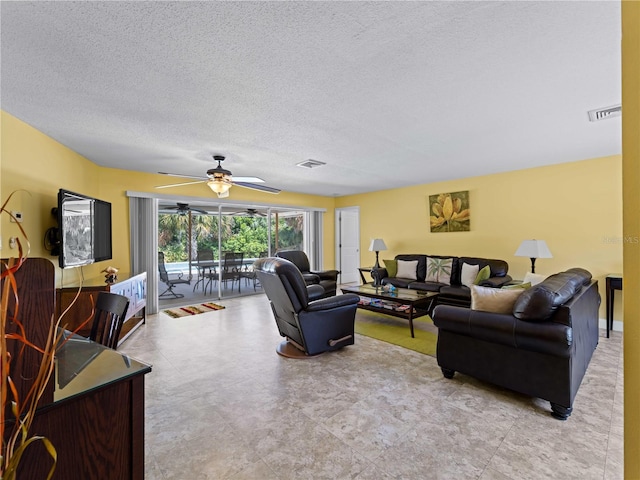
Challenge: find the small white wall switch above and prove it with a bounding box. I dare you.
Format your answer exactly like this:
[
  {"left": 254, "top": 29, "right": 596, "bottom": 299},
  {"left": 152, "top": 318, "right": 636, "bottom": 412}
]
[
  {"left": 10, "top": 211, "right": 23, "bottom": 223},
  {"left": 9, "top": 237, "right": 17, "bottom": 249}
]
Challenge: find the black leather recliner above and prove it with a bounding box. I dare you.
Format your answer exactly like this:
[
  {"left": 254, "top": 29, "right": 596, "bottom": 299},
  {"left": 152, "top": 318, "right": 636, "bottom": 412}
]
[
  {"left": 275, "top": 250, "right": 339, "bottom": 298},
  {"left": 254, "top": 257, "right": 359, "bottom": 357}
]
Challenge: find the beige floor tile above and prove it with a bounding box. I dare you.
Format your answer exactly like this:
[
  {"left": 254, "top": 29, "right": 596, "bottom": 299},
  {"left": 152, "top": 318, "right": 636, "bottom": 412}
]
[{"left": 119, "top": 292, "right": 623, "bottom": 480}]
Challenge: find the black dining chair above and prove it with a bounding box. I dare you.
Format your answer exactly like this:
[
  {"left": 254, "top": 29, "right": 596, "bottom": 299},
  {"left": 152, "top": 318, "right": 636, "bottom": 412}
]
[
  {"left": 193, "top": 249, "right": 215, "bottom": 292},
  {"left": 89, "top": 291, "right": 130, "bottom": 350}
]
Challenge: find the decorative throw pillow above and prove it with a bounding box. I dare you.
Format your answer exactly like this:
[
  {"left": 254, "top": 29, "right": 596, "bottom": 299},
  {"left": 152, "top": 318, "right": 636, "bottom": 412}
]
[
  {"left": 523, "top": 272, "right": 547, "bottom": 286},
  {"left": 460, "top": 262, "right": 480, "bottom": 288},
  {"left": 383, "top": 259, "right": 398, "bottom": 278},
  {"left": 471, "top": 285, "right": 526, "bottom": 314},
  {"left": 396, "top": 259, "right": 418, "bottom": 280},
  {"left": 502, "top": 282, "right": 532, "bottom": 290},
  {"left": 426, "top": 257, "right": 453, "bottom": 285},
  {"left": 474, "top": 265, "right": 491, "bottom": 284}
]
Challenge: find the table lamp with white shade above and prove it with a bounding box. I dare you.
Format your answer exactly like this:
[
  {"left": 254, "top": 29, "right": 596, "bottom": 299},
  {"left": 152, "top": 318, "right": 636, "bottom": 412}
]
[
  {"left": 369, "top": 238, "right": 387, "bottom": 286},
  {"left": 369, "top": 238, "right": 387, "bottom": 269},
  {"left": 514, "top": 239, "right": 552, "bottom": 273}
]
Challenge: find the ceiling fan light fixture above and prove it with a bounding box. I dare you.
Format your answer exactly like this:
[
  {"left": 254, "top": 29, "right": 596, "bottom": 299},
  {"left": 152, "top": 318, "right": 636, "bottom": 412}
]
[
  {"left": 207, "top": 176, "right": 233, "bottom": 197},
  {"left": 206, "top": 155, "right": 234, "bottom": 197}
]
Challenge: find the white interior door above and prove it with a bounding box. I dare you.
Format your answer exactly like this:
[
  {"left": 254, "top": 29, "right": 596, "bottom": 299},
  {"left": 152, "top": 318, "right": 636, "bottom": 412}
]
[{"left": 335, "top": 207, "right": 360, "bottom": 284}]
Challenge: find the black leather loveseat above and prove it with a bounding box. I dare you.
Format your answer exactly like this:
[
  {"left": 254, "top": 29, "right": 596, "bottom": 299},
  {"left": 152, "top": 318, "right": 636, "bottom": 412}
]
[
  {"left": 378, "top": 254, "right": 512, "bottom": 309},
  {"left": 432, "top": 268, "right": 600, "bottom": 420}
]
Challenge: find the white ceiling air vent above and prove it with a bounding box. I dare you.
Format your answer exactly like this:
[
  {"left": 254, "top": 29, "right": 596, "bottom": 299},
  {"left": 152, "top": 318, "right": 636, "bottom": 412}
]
[
  {"left": 588, "top": 104, "right": 622, "bottom": 122},
  {"left": 296, "top": 159, "right": 326, "bottom": 169}
]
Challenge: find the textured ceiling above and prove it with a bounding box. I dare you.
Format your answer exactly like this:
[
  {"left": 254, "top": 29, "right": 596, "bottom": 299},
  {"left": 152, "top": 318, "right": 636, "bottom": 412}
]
[{"left": 1, "top": 1, "right": 621, "bottom": 197}]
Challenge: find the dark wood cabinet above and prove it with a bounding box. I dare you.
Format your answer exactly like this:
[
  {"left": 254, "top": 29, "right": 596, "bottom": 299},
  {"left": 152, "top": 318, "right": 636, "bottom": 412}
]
[
  {"left": 56, "top": 271, "right": 146, "bottom": 344},
  {"left": 3, "top": 258, "right": 151, "bottom": 479}
]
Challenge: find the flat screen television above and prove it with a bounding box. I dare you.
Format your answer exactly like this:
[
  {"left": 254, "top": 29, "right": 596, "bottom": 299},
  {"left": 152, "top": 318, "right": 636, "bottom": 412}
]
[{"left": 56, "top": 189, "right": 112, "bottom": 269}]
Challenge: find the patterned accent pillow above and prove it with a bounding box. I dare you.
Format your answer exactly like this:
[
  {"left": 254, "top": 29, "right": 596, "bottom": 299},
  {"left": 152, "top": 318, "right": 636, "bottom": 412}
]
[
  {"left": 396, "top": 260, "right": 418, "bottom": 280},
  {"left": 426, "top": 257, "right": 453, "bottom": 285}
]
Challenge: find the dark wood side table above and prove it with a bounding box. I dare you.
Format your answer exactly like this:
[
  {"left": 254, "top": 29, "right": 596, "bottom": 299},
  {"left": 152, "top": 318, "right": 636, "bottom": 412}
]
[
  {"left": 358, "top": 267, "right": 373, "bottom": 284},
  {"left": 606, "top": 273, "right": 622, "bottom": 338}
]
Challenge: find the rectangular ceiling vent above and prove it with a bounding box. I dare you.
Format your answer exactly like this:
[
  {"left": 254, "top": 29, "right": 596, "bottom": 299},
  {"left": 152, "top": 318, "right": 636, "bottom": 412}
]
[
  {"left": 296, "top": 159, "right": 326, "bottom": 169},
  {"left": 588, "top": 104, "right": 621, "bottom": 122}
]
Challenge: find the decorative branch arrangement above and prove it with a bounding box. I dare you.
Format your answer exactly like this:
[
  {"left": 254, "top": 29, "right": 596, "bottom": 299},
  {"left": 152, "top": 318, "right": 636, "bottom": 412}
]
[{"left": 1, "top": 192, "right": 58, "bottom": 480}]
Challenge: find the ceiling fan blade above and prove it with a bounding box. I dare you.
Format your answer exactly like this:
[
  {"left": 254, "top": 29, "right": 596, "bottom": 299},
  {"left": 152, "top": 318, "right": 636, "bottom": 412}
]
[
  {"left": 234, "top": 182, "right": 281, "bottom": 194},
  {"left": 158, "top": 172, "right": 207, "bottom": 180},
  {"left": 233, "top": 176, "right": 264, "bottom": 183},
  {"left": 155, "top": 180, "right": 206, "bottom": 189}
]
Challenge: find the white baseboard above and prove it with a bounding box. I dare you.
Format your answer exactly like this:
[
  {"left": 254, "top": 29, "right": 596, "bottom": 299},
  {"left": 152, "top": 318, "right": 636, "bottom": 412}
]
[{"left": 599, "top": 318, "right": 623, "bottom": 332}]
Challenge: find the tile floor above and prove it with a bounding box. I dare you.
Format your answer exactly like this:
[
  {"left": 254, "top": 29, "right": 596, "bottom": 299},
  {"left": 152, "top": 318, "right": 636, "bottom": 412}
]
[{"left": 121, "top": 293, "right": 623, "bottom": 480}]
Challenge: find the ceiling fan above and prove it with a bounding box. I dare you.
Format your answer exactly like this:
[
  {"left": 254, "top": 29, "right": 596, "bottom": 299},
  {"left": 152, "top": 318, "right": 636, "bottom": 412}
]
[
  {"left": 156, "top": 155, "right": 281, "bottom": 198},
  {"left": 230, "top": 208, "right": 267, "bottom": 217},
  {"left": 162, "top": 203, "right": 208, "bottom": 216}
]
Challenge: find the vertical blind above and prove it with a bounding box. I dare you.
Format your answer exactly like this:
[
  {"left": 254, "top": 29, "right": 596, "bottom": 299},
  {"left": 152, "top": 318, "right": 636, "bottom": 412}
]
[{"left": 129, "top": 197, "right": 159, "bottom": 314}]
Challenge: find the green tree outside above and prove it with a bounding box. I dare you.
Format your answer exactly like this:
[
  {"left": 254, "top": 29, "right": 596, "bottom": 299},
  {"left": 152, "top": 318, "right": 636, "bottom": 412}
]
[{"left": 159, "top": 213, "right": 303, "bottom": 263}]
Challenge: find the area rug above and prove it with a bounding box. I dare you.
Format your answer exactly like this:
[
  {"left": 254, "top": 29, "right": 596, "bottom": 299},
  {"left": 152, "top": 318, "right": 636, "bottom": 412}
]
[
  {"left": 163, "top": 302, "right": 225, "bottom": 318},
  {"left": 354, "top": 311, "right": 437, "bottom": 357}
]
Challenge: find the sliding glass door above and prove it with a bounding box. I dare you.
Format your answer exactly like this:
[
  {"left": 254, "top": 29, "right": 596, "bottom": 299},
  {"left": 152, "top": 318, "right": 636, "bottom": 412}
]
[{"left": 157, "top": 202, "right": 315, "bottom": 305}]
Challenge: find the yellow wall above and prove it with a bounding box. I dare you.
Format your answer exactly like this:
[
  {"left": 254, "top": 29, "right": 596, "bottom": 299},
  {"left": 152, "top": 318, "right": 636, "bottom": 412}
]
[
  {"left": 2, "top": 110, "right": 625, "bottom": 322},
  {"left": 0, "top": 111, "right": 336, "bottom": 285},
  {"left": 622, "top": 1, "right": 640, "bottom": 477},
  {"left": 337, "top": 156, "right": 623, "bottom": 321}
]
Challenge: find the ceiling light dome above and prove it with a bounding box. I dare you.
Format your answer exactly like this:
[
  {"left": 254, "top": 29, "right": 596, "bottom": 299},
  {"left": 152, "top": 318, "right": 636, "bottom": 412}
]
[{"left": 207, "top": 155, "right": 233, "bottom": 197}]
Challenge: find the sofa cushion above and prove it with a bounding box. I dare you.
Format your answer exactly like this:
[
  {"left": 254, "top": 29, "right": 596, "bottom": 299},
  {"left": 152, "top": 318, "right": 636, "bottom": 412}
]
[
  {"left": 383, "top": 259, "right": 397, "bottom": 278},
  {"left": 439, "top": 285, "right": 471, "bottom": 299},
  {"left": 426, "top": 257, "right": 453, "bottom": 285},
  {"left": 513, "top": 270, "right": 588, "bottom": 322},
  {"left": 471, "top": 285, "right": 525, "bottom": 314},
  {"left": 396, "top": 259, "right": 418, "bottom": 280},
  {"left": 564, "top": 267, "right": 592, "bottom": 286},
  {"left": 461, "top": 262, "right": 480, "bottom": 288},
  {"left": 383, "top": 277, "right": 413, "bottom": 289},
  {"left": 408, "top": 281, "right": 442, "bottom": 292}
]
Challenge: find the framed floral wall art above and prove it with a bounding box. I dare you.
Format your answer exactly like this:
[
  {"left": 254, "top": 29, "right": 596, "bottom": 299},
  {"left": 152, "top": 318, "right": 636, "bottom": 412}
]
[{"left": 429, "top": 191, "right": 470, "bottom": 232}]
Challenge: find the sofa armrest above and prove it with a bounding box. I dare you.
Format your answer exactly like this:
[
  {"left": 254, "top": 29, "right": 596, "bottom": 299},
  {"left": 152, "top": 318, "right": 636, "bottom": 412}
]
[
  {"left": 307, "top": 284, "right": 326, "bottom": 301},
  {"left": 479, "top": 275, "right": 513, "bottom": 288},
  {"left": 306, "top": 293, "right": 360, "bottom": 311},
  {"left": 301, "top": 272, "right": 321, "bottom": 285},
  {"left": 313, "top": 269, "right": 339, "bottom": 282}
]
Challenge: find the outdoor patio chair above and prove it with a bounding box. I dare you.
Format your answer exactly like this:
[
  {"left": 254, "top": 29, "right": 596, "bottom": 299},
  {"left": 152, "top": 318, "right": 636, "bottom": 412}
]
[{"left": 158, "top": 251, "right": 190, "bottom": 298}]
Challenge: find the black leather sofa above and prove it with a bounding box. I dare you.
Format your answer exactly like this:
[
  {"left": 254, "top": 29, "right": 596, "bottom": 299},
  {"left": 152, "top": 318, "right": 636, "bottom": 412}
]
[
  {"left": 378, "top": 254, "right": 512, "bottom": 309},
  {"left": 275, "top": 250, "right": 339, "bottom": 298},
  {"left": 432, "top": 268, "right": 600, "bottom": 420}
]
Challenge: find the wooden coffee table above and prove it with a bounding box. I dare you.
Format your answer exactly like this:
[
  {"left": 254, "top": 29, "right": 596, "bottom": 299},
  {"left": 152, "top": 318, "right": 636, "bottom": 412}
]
[{"left": 341, "top": 284, "right": 438, "bottom": 338}]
